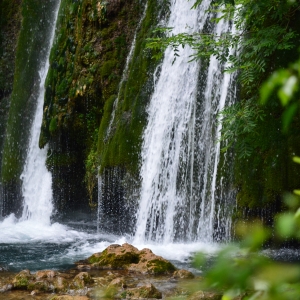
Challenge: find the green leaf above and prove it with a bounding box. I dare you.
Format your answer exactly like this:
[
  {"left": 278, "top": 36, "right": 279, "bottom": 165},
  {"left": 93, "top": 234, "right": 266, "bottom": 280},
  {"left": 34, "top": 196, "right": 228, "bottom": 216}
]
[
  {"left": 276, "top": 213, "right": 296, "bottom": 238},
  {"left": 278, "top": 75, "right": 298, "bottom": 106},
  {"left": 260, "top": 70, "right": 290, "bottom": 104},
  {"left": 293, "top": 156, "right": 300, "bottom": 164}
]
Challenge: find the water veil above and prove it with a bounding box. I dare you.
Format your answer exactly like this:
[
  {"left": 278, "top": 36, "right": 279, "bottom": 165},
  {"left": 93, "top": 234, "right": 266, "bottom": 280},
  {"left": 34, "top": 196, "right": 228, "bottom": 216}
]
[
  {"left": 0, "top": 0, "right": 88, "bottom": 246},
  {"left": 133, "top": 0, "right": 237, "bottom": 245}
]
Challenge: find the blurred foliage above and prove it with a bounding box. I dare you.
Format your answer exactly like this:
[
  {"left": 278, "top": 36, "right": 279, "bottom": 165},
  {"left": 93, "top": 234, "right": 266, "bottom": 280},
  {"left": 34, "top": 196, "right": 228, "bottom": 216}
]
[{"left": 189, "top": 192, "right": 300, "bottom": 300}]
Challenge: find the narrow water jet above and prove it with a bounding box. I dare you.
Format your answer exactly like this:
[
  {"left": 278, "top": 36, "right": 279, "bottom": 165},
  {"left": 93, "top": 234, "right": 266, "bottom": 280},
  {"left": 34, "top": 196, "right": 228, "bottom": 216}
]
[
  {"left": 134, "top": 0, "right": 237, "bottom": 244},
  {"left": 20, "top": 1, "right": 61, "bottom": 225}
]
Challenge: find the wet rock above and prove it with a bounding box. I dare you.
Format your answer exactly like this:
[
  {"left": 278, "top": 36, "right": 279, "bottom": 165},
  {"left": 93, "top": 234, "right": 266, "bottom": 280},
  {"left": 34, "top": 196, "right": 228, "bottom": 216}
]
[
  {"left": 0, "top": 284, "right": 12, "bottom": 292},
  {"left": 28, "top": 280, "right": 50, "bottom": 292},
  {"left": 188, "top": 290, "right": 222, "bottom": 300},
  {"left": 88, "top": 243, "right": 176, "bottom": 275},
  {"left": 53, "top": 275, "right": 69, "bottom": 292},
  {"left": 173, "top": 269, "right": 195, "bottom": 279},
  {"left": 130, "top": 248, "right": 177, "bottom": 275},
  {"left": 124, "top": 283, "right": 162, "bottom": 299},
  {"left": 68, "top": 286, "right": 90, "bottom": 296},
  {"left": 12, "top": 269, "right": 34, "bottom": 289},
  {"left": 35, "top": 270, "right": 57, "bottom": 280},
  {"left": 93, "top": 276, "right": 112, "bottom": 287},
  {"left": 71, "top": 272, "right": 93, "bottom": 289},
  {"left": 30, "top": 289, "right": 39, "bottom": 295},
  {"left": 77, "top": 265, "right": 91, "bottom": 271},
  {"left": 88, "top": 243, "right": 139, "bottom": 269},
  {"left": 108, "top": 277, "right": 126, "bottom": 288},
  {"left": 106, "top": 0, "right": 124, "bottom": 17}
]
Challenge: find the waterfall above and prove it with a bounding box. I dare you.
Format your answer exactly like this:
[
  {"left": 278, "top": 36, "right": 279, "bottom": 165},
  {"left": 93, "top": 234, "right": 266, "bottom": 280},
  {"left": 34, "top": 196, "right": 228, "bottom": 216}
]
[
  {"left": 134, "top": 0, "right": 237, "bottom": 244},
  {"left": 19, "top": 1, "right": 61, "bottom": 225}
]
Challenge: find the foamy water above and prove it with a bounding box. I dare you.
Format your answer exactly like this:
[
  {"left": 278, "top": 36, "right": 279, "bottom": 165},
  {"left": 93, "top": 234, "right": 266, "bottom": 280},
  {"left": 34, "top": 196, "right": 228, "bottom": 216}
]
[
  {"left": 0, "top": 214, "right": 89, "bottom": 243},
  {"left": 0, "top": 214, "right": 221, "bottom": 271}
]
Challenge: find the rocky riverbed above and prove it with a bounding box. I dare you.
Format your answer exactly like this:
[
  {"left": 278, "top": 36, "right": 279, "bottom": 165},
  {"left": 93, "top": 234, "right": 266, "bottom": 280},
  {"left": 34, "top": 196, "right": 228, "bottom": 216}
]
[{"left": 0, "top": 243, "right": 223, "bottom": 300}]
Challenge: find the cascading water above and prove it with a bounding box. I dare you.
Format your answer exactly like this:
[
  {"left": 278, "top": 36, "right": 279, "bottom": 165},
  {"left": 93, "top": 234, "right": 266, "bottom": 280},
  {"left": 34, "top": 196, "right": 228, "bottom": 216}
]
[
  {"left": 134, "top": 0, "right": 237, "bottom": 244},
  {"left": 20, "top": 72, "right": 53, "bottom": 225},
  {"left": 19, "top": 2, "right": 61, "bottom": 225}
]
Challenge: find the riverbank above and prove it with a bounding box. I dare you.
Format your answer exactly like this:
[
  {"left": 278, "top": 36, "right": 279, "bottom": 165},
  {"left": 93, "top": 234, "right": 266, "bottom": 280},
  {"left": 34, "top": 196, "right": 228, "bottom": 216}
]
[{"left": 0, "top": 243, "right": 219, "bottom": 300}]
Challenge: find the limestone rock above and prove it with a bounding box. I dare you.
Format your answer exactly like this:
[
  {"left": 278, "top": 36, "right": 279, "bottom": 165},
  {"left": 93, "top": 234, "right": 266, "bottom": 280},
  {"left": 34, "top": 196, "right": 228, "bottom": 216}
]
[
  {"left": 89, "top": 243, "right": 140, "bottom": 269},
  {"left": 53, "top": 276, "right": 69, "bottom": 292},
  {"left": 173, "top": 269, "right": 195, "bottom": 279},
  {"left": 108, "top": 277, "right": 126, "bottom": 288},
  {"left": 88, "top": 243, "right": 176, "bottom": 275},
  {"left": 35, "top": 270, "right": 57, "bottom": 280},
  {"left": 188, "top": 290, "right": 222, "bottom": 300},
  {"left": 124, "top": 283, "right": 162, "bottom": 299},
  {"left": 12, "top": 269, "right": 34, "bottom": 289},
  {"left": 0, "top": 284, "right": 12, "bottom": 292},
  {"left": 77, "top": 265, "right": 91, "bottom": 271},
  {"left": 28, "top": 280, "right": 50, "bottom": 292},
  {"left": 72, "top": 272, "right": 93, "bottom": 289}
]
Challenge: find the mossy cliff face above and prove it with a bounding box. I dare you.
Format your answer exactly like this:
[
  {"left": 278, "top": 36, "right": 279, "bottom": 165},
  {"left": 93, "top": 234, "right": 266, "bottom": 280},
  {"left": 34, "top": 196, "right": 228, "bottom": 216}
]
[
  {"left": 96, "top": 0, "right": 169, "bottom": 233},
  {"left": 97, "top": 0, "right": 168, "bottom": 175},
  {"left": 40, "top": 0, "right": 144, "bottom": 212},
  {"left": 0, "top": 0, "right": 60, "bottom": 216},
  {"left": 0, "top": 0, "right": 22, "bottom": 195}
]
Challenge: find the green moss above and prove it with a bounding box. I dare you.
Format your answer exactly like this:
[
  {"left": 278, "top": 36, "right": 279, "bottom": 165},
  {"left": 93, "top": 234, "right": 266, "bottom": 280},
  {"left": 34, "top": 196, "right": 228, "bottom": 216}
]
[
  {"left": 49, "top": 117, "right": 58, "bottom": 134},
  {"left": 100, "top": 60, "right": 118, "bottom": 78},
  {"left": 89, "top": 249, "right": 139, "bottom": 268},
  {"left": 14, "top": 277, "right": 29, "bottom": 289},
  {"left": 1, "top": 0, "right": 59, "bottom": 185},
  {"left": 0, "top": 0, "right": 21, "bottom": 95},
  {"left": 97, "top": 0, "right": 167, "bottom": 175},
  {"left": 146, "top": 259, "right": 176, "bottom": 274},
  {"left": 13, "top": 271, "right": 32, "bottom": 289}
]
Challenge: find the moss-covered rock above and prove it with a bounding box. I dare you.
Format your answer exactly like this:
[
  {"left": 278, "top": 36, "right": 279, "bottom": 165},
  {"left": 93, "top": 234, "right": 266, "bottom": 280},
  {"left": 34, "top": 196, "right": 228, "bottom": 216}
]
[
  {"left": 12, "top": 269, "right": 34, "bottom": 289},
  {"left": 87, "top": 243, "right": 176, "bottom": 275},
  {"left": 88, "top": 243, "right": 140, "bottom": 269},
  {"left": 173, "top": 269, "right": 195, "bottom": 279},
  {"left": 71, "top": 272, "right": 93, "bottom": 289},
  {"left": 187, "top": 290, "right": 223, "bottom": 300},
  {"left": 124, "top": 283, "right": 162, "bottom": 299}
]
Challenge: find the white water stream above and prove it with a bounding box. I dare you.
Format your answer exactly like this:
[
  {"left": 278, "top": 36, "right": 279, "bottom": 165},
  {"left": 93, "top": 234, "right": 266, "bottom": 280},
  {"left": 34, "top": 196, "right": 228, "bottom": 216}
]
[
  {"left": 0, "top": 0, "right": 86, "bottom": 242},
  {"left": 134, "top": 0, "right": 237, "bottom": 244}
]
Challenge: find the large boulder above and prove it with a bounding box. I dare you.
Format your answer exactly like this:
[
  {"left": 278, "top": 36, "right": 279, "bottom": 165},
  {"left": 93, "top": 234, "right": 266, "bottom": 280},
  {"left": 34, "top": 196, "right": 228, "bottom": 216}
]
[{"left": 87, "top": 243, "right": 176, "bottom": 275}]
